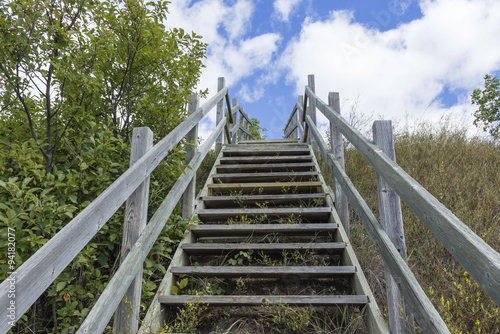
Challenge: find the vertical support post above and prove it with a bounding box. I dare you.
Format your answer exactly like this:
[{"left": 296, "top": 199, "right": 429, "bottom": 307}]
[
  {"left": 232, "top": 98, "right": 238, "bottom": 144},
  {"left": 114, "top": 127, "right": 153, "bottom": 334},
  {"left": 182, "top": 95, "right": 199, "bottom": 219},
  {"left": 373, "top": 120, "right": 415, "bottom": 334},
  {"left": 329, "top": 92, "right": 349, "bottom": 234},
  {"left": 216, "top": 77, "right": 225, "bottom": 147},
  {"left": 298, "top": 95, "right": 304, "bottom": 141},
  {"left": 293, "top": 109, "right": 299, "bottom": 139},
  {"left": 308, "top": 75, "right": 317, "bottom": 145}
]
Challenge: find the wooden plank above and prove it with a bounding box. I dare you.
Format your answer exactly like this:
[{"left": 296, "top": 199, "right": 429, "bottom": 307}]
[
  {"left": 0, "top": 86, "right": 229, "bottom": 334},
  {"left": 197, "top": 207, "right": 331, "bottom": 221},
  {"left": 219, "top": 155, "right": 312, "bottom": 164},
  {"left": 222, "top": 148, "right": 310, "bottom": 156},
  {"left": 160, "top": 295, "right": 368, "bottom": 306},
  {"left": 201, "top": 193, "right": 326, "bottom": 208},
  {"left": 114, "top": 127, "right": 153, "bottom": 334},
  {"left": 328, "top": 92, "right": 349, "bottom": 234},
  {"left": 216, "top": 77, "right": 225, "bottom": 145},
  {"left": 311, "top": 84, "right": 500, "bottom": 309},
  {"left": 373, "top": 120, "right": 415, "bottom": 334},
  {"left": 217, "top": 162, "right": 315, "bottom": 173},
  {"left": 138, "top": 231, "right": 195, "bottom": 334},
  {"left": 171, "top": 266, "right": 356, "bottom": 278},
  {"left": 212, "top": 171, "right": 318, "bottom": 183},
  {"left": 182, "top": 242, "right": 346, "bottom": 255},
  {"left": 207, "top": 181, "right": 323, "bottom": 195},
  {"left": 237, "top": 139, "right": 300, "bottom": 144},
  {"left": 76, "top": 120, "right": 227, "bottom": 334},
  {"left": 306, "top": 114, "right": 450, "bottom": 333},
  {"left": 190, "top": 223, "right": 338, "bottom": 237},
  {"left": 182, "top": 95, "right": 199, "bottom": 219}
]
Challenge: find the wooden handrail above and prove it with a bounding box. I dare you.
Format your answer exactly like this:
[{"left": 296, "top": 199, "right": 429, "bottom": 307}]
[
  {"left": 0, "top": 78, "right": 248, "bottom": 333},
  {"left": 78, "top": 119, "right": 226, "bottom": 333},
  {"left": 305, "top": 115, "right": 449, "bottom": 333},
  {"left": 303, "top": 85, "right": 500, "bottom": 308}
]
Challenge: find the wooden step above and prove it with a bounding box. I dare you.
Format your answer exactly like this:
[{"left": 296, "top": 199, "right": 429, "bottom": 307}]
[
  {"left": 216, "top": 162, "right": 315, "bottom": 173},
  {"left": 235, "top": 139, "right": 301, "bottom": 144},
  {"left": 160, "top": 294, "right": 368, "bottom": 306},
  {"left": 190, "top": 223, "right": 338, "bottom": 237},
  {"left": 197, "top": 207, "right": 331, "bottom": 222},
  {"left": 171, "top": 266, "right": 356, "bottom": 278},
  {"left": 201, "top": 193, "right": 326, "bottom": 208},
  {"left": 182, "top": 242, "right": 346, "bottom": 255},
  {"left": 219, "top": 155, "right": 312, "bottom": 164},
  {"left": 212, "top": 171, "right": 318, "bottom": 183},
  {"left": 207, "top": 182, "right": 323, "bottom": 195},
  {"left": 222, "top": 148, "right": 310, "bottom": 157}
]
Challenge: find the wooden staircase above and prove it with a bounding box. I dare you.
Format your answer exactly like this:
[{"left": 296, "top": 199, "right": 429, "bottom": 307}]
[{"left": 141, "top": 139, "right": 387, "bottom": 333}]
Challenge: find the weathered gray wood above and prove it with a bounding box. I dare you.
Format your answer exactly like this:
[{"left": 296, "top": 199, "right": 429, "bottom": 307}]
[
  {"left": 212, "top": 171, "right": 318, "bottom": 183},
  {"left": 308, "top": 75, "right": 317, "bottom": 128},
  {"left": 114, "top": 127, "right": 153, "bottom": 334},
  {"left": 216, "top": 77, "right": 225, "bottom": 145},
  {"left": 201, "top": 193, "right": 325, "bottom": 208},
  {"left": 182, "top": 242, "right": 345, "bottom": 255},
  {"left": 216, "top": 162, "right": 316, "bottom": 173},
  {"left": 297, "top": 97, "right": 305, "bottom": 141},
  {"left": 373, "top": 120, "right": 415, "bottom": 334},
  {"left": 306, "top": 114, "right": 450, "bottom": 333},
  {"left": 222, "top": 147, "right": 310, "bottom": 156},
  {"left": 76, "top": 119, "right": 227, "bottom": 334},
  {"left": 0, "top": 86, "right": 229, "bottom": 334},
  {"left": 237, "top": 139, "right": 299, "bottom": 144},
  {"left": 190, "top": 223, "right": 337, "bottom": 237},
  {"left": 160, "top": 295, "right": 368, "bottom": 306},
  {"left": 207, "top": 181, "right": 323, "bottom": 195},
  {"left": 238, "top": 107, "right": 251, "bottom": 124},
  {"left": 328, "top": 92, "right": 349, "bottom": 235},
  {"left": 197, "top": 207, "right": 330, "bottom": 222},
  {"left": 139, "top": 231, "right": 195, "bottom": 334},
  {"left": 309, "top": 85, "right": 500, "bottom": 309},
  {"left": 182, "top": 95, "right": 199, "bottom": 220},
  {"left": 220, "top": 155, "right": 311, "bottom": 164},
  {"left": 232, "top": 98, "right": 238, "bottom": 143},
  {"left": 171, "top": 266, "right": 356, "bottom": 278},
  {"left": 237, "top": 123, "right": 252, "bottom": 137}
]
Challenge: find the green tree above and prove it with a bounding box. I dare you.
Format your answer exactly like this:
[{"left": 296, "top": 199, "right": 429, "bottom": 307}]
[
  {"left": 471, "top": 74, "right": 500, "bottom": 138},
  {"left": 249, "top": 117, "right": 268, "bottom": 140}
]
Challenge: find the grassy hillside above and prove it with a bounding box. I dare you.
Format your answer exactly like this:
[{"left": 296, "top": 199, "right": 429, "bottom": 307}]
[{"left": 320, "top": 122, "right": 500, "bottom": 333}]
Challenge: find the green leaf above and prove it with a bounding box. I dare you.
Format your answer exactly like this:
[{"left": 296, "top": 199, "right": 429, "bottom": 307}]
[
  {"left": 56, "top": 282, "right": 66, "bottom": 292},
  {"left": 179, "top": 277, "right": 188, "bottom": 289},
  {"left": 171, "top": 286, "right": 179, "bottom": 295}
]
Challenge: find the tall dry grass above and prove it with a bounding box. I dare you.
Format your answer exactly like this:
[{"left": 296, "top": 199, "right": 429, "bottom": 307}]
[{"left": 320, "top": 120, "right": 500, "bottom": 333}]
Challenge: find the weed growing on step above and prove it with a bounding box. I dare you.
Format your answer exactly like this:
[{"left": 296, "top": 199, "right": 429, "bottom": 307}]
[
  {"left": 261, "top": 302, "right": 313, "bottom": 333},
  {"left": 166, "top": 300, "right": 208, "bottom": 333}
]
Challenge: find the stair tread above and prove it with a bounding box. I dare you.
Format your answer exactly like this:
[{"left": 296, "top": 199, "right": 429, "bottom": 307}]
[
  {"left": 223, "top": 148, "right": 310, "bottom": 157},
  {"left": 201, "top": 193, "right": 326, "bottom": 208},
  {"left": 171, "top": 266, "right": 356, "bottom": 278},
  {"left": 207, "top": 181, "right": 323, "bottom": 195},
  {"left": 182, "top": 242, "right": 346, "bottom": 255},
  {"left": 159, "top": 294, "right": 368, "bottom": 306},
  {"left": 216, "top": 162, "right": 315, "bottom": 172},
  {"left": 219, "top": 155, "right": 312, "bottom": 164},
  {"left": 212, "top": 171, "right": 318, "bottom": 183},
  {"left": 190, "top": 223, "right": 338, "bottom": 236}
]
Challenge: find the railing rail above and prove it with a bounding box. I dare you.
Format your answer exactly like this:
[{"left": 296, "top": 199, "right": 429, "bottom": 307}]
[
  {"left": 285, "top": 75, "right": 500, "bottom": 332},
  {"left": 0, "top": 78, "right": 254, "bottom": 334}
]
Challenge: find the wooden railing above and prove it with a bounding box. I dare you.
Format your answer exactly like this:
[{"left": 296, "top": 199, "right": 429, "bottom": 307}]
[
  {"left": 283, "top": 75, "right": 500, "bottom": 333},
  {"left": 0, "top": 77, "right": 254, "bottom": 334}
]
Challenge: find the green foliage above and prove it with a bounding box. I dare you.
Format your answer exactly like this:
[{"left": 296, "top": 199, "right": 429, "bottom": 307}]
[
  {"left": 471, "top": 74, "right": 500, "bottom": 138},
  {"left": 0, "top": 0, "right": 207, "bottom": 332},
  {"left": 317, "top": 119, "right": 500, "bottom": 332},
  {"left": 249, "top": 117, "right": 268, "bottom": 140}
]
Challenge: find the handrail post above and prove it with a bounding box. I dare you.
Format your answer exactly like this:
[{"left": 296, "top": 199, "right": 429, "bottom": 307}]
[
  {"left": 232, "top": 98, "right": 238, "bottom": 144},
  {"left": 373, "top": 120, "right": 415, "bottom": 334},
  {"left": 182, "top": 95, "right": 199, "bottom": 219},
  {"left": 298, "top": 95, "right": 304, "bottom": 140},
  {"left": 329, "top": 92, "right": 349, "bottom": 234},
  {"left": 293, "top": 108, "right": 299, "bottom": 139},
  {"left": 114, "top": 127, "right": 153, "bottom": 334},
  {"left": 308, "top": 75, "right": 317, "bottom": 145},
  {"left": 216, "top": 77, "right": 225, "bottom": 148}
]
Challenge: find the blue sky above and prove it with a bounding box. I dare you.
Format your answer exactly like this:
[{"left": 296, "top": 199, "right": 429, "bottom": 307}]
[{"left": 164, "top": 0, "right": 500, "bottom": 139}]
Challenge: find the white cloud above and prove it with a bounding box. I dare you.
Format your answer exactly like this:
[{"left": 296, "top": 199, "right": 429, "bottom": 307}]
[
  {"left": 273, "top": 0, "right": 304, "bottom": 22},
  {"left": 280, "top": 0, "right": 500, "bottom": 134},
  {"left": 164, "top": 0, "right": 280, "bottom": 142}
]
